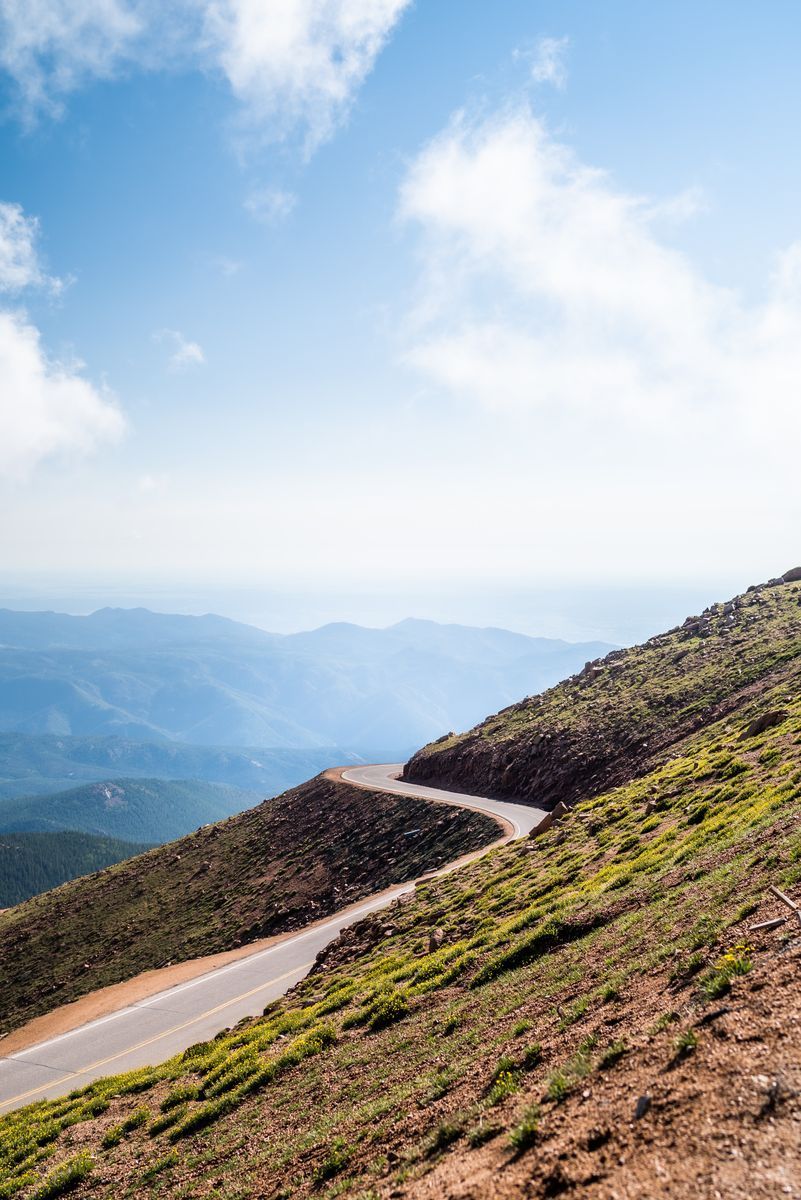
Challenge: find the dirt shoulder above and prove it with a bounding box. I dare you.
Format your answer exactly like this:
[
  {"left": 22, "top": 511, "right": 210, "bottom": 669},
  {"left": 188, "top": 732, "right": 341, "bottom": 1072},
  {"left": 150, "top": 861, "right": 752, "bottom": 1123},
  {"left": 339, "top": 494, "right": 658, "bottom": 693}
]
[
  {"left": 0, "top": 773, "right": 499, "bottom": 1038},
  {"left": 3, "top": 771, "right": 510, "bottom": 1056}
]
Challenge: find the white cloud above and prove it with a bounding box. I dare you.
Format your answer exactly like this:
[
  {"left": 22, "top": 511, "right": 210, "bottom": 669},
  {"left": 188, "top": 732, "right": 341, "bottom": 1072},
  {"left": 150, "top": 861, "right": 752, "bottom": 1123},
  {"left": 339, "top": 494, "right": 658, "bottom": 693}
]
[
  {"left": 0, "top": 0, "right": 145, "bottom": 120},
  {"left": 210, "top": 253, "right": 242, "bottom": 277},
  {"left": 0, "top": 201, "right": 62, "bottom": 292},
  {"left": 0, "top": 310, "right": 124, "bottom": 478},
  {"left": 202, "top": 0, "right": 412, "bottom": 151},
  {"left": 0, "top": 198, "right": 124, "bottom": 478},
  {"left": 154, "top": 328, "right": 206, "bottom": 371},
  {"left": 0, "top": 0, "right": 412, "bottom": 149},
  {"left": 645, "top": 185, "right": 709, "bottom": 225},
  {"left": 526, "top": 35, "right": 569, "bottom": 89},
  {"left": 398, "top": 108, "right": 801, "bottom": 481},
  {"left": 244, "top": 186, "right": 296, "bottom": 225},
  {"left": 137, "top": 471, "right": 169, "bottom": 492}
]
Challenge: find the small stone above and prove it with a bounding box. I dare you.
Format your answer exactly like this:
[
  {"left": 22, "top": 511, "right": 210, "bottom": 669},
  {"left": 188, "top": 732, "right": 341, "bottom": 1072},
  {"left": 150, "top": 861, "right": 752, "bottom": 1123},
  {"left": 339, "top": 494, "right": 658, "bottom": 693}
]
[
  {"left": 634, "top": 1094, "right": 651, "bottom": 1120},
  {"left": 428, "top": 927, "right": 445, "bottom": 952}
]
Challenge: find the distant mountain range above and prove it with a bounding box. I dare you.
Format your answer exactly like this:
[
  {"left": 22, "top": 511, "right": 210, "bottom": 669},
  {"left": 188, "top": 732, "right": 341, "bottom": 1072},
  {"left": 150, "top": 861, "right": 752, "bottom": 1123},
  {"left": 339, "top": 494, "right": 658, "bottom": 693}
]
[
  {"left": 0, "top": 608, "right": 614, "bottom": 885},
  {"left": 0, "top": 607, "right": 614, "bottom": 752},
  {"left": 0, "top": 732, "right": 368, "bottom": 804}
]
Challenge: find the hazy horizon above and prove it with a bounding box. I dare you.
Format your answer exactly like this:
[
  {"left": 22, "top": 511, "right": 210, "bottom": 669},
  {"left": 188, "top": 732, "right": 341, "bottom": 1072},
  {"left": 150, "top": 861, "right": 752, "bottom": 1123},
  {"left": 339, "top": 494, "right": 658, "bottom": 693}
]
[{"left": 0, "top": 567, "right": 773, "bottom": 647}]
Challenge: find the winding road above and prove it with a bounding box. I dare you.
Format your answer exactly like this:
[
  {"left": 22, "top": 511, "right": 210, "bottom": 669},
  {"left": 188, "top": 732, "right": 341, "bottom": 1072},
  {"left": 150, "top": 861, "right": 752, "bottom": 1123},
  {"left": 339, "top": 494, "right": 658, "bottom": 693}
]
[{"left": 0, "top": 764, "right": 545, "bottom": 1114}]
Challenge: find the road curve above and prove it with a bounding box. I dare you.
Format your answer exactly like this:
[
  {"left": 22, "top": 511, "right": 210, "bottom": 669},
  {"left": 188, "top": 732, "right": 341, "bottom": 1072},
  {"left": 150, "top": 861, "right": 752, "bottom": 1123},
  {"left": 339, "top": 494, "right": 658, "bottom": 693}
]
[
  {"left": 0, "top": 764, "right": 546, "bottom": 1114},
  {"left": 341, "top": 764, "right": 545, "bottom": 840}
]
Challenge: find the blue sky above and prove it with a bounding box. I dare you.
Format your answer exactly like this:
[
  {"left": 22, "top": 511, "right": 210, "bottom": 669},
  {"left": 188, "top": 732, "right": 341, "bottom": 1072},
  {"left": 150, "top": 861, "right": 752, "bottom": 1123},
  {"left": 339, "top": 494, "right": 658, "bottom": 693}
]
[{"left": 0, "top": 1, "right": 800, "bottom": 636}]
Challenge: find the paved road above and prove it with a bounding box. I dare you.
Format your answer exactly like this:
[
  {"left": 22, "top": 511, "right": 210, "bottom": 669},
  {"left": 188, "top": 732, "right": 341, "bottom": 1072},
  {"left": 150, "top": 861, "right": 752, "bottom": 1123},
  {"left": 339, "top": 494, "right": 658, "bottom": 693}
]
[
  {"left": 341, "top": 764, "right": 545, "bottom": 840},
  {"left": 0, "top": 764, "right": 545, "bottom": 1113}
]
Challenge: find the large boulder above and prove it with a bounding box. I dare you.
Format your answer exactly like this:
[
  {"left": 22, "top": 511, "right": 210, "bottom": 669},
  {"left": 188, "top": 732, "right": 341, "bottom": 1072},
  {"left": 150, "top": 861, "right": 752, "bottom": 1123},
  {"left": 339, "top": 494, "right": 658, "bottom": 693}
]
[
  {"left": 782, "top": 566, "right": 801, "bottom": 583},
  {"left": 739, "top": 710, "right": 788, "bottom": 740}
]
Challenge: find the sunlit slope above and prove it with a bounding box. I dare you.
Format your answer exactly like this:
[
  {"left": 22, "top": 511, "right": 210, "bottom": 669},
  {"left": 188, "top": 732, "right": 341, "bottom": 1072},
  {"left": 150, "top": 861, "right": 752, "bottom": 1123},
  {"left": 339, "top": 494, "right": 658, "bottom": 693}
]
[
  {"left": 406, "top": 570, "right": 801, "bottom": 808},
  {"left": 1, "top": 575, "right": 800, "bottom": 1199},
  {"left": 0, "top": 775, "right": 496, "bottom": 1036}
]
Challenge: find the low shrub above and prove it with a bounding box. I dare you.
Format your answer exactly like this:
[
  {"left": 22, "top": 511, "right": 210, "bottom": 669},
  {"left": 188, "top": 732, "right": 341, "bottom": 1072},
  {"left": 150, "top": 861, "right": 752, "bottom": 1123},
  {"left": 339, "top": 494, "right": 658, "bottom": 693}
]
[
  {"left": 29, "top": 1152, "right": 93, "bottom": 1200},
  {"left": 673, "top": 1028, "right": 699, "bottom": 1058},
  {"left": 160, "top": 1084, "right": 200, "bottom": 1112},
  {"left": 314, "top": 1136, "right": 353, "bottom": 1181},
  {"left": 509, "top": 1104, "right": 540, "bottom": 1153},
  {"left": 466, "top": 1121, "right": 500, "bottom": 1148},
  {"left": 139, "top": 1150, "right": 179, "bottom": 1183},
  {"left": 701, "top": 943, "right": 753, "bottom": 999},
  {"left": 421, "top": 1119, "right": 463, "bottom": 1158},
  {"left": 487, "top": 1067, "right": 519, "bottom": 1106},
  {"left": 367, "top": 989, "right": 410, "bottom": 1031},
  {"left": 597, "top": 1040, "right": 627, "bottom": 1070},
  {"left": 101, "top": 1106, "right": 149, "bottom": 1148},
  {"left": 521, "top": 1043, "right": 543, "bottom": 1070}
]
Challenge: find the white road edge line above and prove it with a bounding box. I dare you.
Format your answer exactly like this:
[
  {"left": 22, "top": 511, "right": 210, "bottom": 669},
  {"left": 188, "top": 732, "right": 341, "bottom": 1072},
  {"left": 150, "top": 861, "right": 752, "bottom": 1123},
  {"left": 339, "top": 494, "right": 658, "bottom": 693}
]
[
  {"left": 3, "top": 764, "right": 542, "bottom": 1083},
  {"left": 7, "top": 890, "right": 408, "bottom": 1061}
]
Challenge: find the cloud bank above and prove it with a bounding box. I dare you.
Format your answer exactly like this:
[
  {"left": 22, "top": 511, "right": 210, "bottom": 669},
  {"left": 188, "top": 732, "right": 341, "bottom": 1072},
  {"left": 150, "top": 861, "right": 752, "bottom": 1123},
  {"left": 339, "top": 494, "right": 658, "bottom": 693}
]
[
  {"left": 0, "top": 200, "right": 123, "bottom": 478},
  {"left": 399, "top": 108, "right": 801, "bottom": 458}
]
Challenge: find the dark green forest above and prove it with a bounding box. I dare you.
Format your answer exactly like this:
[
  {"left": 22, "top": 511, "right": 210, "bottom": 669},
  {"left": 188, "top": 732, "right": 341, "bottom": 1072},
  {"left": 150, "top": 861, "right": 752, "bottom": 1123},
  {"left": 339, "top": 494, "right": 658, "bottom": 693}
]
[{"left": 0, "top": 831, "right": 150, "bottom": 907}]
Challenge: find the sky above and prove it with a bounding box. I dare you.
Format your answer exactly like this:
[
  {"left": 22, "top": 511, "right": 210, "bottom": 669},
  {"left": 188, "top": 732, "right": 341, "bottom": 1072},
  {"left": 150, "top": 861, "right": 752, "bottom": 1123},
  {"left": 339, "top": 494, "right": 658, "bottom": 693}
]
[{"left": 0, "top": 1, "right": 800, "bottom": 641}]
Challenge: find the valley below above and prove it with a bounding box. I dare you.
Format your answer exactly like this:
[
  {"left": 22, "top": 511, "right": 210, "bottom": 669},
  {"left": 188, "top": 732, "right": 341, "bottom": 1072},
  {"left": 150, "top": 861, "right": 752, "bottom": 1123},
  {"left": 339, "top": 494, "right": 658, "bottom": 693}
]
[{"left": 0, "top": 608, "right": 611, "bottom": 904}]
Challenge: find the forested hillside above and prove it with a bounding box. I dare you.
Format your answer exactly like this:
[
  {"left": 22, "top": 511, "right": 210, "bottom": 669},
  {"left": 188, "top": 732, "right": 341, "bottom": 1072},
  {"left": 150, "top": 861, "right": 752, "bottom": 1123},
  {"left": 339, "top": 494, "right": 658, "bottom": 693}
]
[
  {"left": 0, "top": 777, "right": 257, "bottom": 843},
  {"left": 0, "top": 831, "right": 150, "bottom": 907}
]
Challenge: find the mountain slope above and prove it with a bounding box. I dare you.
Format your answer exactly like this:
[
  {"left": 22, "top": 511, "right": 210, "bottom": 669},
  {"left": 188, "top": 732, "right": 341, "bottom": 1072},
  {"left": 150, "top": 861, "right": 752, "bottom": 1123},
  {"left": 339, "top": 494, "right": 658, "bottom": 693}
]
[
  {"left": 405, "top": 569, "right": 801, "bottom": 807},
  {"left": 0, "top": 831, "right": 151, "bottom": 907},
  {"left": 0, "top": 777, "right": 257, "bottom": 843},
  {"left": 0, "top": 774, "right": 498, "bottom": 1036},
  {"left": 2, "top": 574, "right": 799, "bottom": 1200},
  {"left": 0, "top": 608, "right": 613, "bottom": 751}
]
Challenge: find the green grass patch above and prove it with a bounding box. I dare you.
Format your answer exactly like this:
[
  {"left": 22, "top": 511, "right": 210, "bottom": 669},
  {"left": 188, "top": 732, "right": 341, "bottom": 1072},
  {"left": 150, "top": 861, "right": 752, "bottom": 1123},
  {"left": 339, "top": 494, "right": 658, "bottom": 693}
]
[
  {"left": 29, "top": 1153, "right": 93, "bottom": 1200},
  {"left": 508, "top": 1103, "right": 540, "bottom": 1153}
]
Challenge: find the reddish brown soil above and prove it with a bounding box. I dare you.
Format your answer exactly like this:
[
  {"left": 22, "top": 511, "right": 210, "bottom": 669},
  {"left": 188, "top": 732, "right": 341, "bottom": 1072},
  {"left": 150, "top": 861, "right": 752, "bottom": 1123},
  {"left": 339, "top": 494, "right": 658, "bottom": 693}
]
[{"left": 405, "top": 940, "right": 801, "bottom": 1200}]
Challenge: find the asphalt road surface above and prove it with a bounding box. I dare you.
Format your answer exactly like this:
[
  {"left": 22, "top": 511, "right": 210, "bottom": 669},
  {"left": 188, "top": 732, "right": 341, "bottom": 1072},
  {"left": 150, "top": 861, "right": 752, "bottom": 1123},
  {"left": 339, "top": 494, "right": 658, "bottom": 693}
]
[{"left": 0, "top": 764, "right": 545, "bottom": 1113}]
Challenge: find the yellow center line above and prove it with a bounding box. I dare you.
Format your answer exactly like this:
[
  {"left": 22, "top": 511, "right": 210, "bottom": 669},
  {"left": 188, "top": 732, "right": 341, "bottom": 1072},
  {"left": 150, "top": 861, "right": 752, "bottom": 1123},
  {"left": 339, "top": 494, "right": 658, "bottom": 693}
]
[{"left": 0, "top": 961, "right": 315, "bottom": 1113}]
